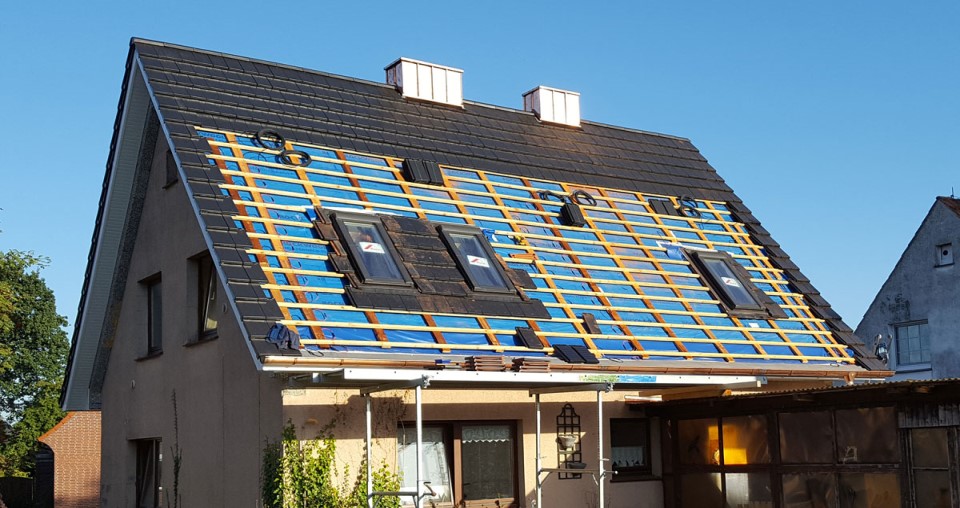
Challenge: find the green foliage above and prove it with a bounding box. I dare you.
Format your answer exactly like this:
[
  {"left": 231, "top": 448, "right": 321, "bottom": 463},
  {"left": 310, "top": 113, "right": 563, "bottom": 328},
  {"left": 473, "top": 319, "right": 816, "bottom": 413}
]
[
  {"left": 0, "top": 250, "right": 68, "bottom": 477},
  {"left": 262, "top": 421, "right": 401, "bottom": 508}
]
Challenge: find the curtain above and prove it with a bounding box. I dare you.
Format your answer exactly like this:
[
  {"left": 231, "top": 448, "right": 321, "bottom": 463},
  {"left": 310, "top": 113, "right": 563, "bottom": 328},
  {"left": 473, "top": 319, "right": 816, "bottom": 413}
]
[{"left": 398, "top": 427, "right": 452, "bottom": 502}]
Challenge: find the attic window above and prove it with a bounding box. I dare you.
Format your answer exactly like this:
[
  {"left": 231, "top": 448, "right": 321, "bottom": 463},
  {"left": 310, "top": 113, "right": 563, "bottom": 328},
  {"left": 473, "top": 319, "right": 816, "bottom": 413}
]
[
  {"left": 936, "top": 243, "right": 953, "bottom": 266},
  {"left": 438, "top": 224, "right": 512, "bottom": 293},
  {"left": 685, "top": 249, "right": 772, "bottom": 316},
  {"left": 333, "top": 212, "right": 411, "bottom": 286}
]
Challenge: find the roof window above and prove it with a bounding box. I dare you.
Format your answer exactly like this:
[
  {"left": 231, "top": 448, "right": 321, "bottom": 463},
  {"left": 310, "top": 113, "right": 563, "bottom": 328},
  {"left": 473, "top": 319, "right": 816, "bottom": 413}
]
[
  {"left": 332, "top": 211, "right": 411, "bottom": 286},
  {"left": 685, "top": 249, "right": 785, "bottom": 318},
  {"left": 438, "top": 224, "right": 512, "bottom": 293}
]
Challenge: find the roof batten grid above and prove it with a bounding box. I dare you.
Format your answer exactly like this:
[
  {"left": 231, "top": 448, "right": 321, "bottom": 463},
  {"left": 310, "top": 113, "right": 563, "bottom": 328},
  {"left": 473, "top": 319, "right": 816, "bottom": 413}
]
[{"left": 196, "top": 129, "right": 851, "bottom": 364}]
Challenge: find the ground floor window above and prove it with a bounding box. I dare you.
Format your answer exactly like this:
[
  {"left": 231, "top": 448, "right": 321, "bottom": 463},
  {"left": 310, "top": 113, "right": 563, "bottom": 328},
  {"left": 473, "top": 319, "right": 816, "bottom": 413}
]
[
  {"left": 907, "top": 427, "right": 958, "bottom": 508},
  {"left": 398, "top": 421, "right": 517, "bottom": 507},
  {"left": 135, "top": 438, "right": 161, "bottom": 508},
  {"left": 610, "top": 418, "right": 652, "bottom": 480}
]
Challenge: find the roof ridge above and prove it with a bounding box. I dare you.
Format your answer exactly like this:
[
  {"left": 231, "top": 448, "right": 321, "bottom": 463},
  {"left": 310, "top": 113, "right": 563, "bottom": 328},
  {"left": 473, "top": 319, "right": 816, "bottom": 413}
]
[{"left": 130, "top": 37, "right": 691, "bottom": 144}]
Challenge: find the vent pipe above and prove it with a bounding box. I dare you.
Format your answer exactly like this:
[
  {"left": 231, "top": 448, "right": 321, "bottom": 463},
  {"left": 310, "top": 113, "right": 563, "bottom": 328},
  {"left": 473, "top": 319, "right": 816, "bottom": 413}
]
[
  {"left": 385, "top": 58, "right": 463, "bottom": 107},
  {"left": 523, "top": 86, "right": 581, "bottom": 127}
]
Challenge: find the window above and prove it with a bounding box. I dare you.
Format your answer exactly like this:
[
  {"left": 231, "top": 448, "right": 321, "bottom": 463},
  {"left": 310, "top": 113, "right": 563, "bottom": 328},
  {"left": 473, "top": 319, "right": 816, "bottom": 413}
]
[
  {"left": 145, "top": 276, "right": 162, "bottom": 354},
  {"left": 438, "top": 225, "right": 512, "bottom": 293},
  {"left": 397, "top": 422, "right": 517, "bottom": 506},
  {"left": 333, "top": 212, "right": 411, "bottom": 285},
  {"left": 908, "top": 427, "right": 957, "bottom": 508},
  {"left": 197, "top": 254, "right": 220, "bottom": 339},
  {"left": 610, "top": 419, "right": 652, "bottom": 480},
  {"left": 135, "top": 439, "right": 161, "bottom": 508},
  {"left": 163, "top": 149, "right": 178, "bottom": 188},
  {"left": 895, "top": 321, "right": 930, "bottom": 365},
  {"left": 936, "top": 242, "right": 953, "bottom": 266},
  {"left": 685, "top": 250, "right": 763, "bottom": 312}
]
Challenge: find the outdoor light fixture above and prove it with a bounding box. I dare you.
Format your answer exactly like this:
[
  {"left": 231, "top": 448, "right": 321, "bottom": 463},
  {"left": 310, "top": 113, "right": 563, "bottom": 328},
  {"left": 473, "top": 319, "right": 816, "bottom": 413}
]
[{"left": 874, "top": 334, "right": 890, "bottom": 365}]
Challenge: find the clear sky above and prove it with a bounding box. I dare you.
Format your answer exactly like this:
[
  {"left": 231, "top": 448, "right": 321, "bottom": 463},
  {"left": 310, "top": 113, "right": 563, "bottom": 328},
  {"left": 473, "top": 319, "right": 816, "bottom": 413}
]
[{"left": 0, "top": 1, "right": 957, "bottom": 338}]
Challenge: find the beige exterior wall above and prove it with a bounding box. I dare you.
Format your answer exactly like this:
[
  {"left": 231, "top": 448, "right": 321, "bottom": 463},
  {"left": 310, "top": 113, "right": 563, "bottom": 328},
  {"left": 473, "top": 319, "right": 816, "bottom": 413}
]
[
  {"left": 99, "top": 128, "right": 284, "bottom": 507},
  {"left": 283, "top": 387, "right": 663, "bottom": 508}
]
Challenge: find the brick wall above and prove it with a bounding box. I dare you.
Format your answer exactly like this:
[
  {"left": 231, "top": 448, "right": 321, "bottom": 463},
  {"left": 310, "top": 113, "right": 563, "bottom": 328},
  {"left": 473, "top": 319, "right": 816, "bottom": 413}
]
[{"left": 38, "top": 411, "right": 100, "bottom": 508}]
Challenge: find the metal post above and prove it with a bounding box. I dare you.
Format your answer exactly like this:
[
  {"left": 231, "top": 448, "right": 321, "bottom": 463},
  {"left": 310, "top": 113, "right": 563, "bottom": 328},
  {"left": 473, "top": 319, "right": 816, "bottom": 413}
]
[
  {"left": 535, "top": 393, "right": 542, "bottom": 508},
  {"left": 597, "top": 389, "right": 604, "bottom": 508},
  {"left": 414, "top": 384, "right": 423, "bottom": 508},
  {"left": 365, "top": 395, "right": 373, "bottom": 508}
]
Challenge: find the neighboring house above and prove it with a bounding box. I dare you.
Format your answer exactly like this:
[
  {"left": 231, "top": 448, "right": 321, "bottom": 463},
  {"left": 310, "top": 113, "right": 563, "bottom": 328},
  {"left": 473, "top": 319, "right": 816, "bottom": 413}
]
[
  {"left": 36, "top": 411, "right": 101, "bottom": 508},
  {"left": 61, "top": 39, "right": 888, "bottom": 508},
  {"left": 856, "top": 196, "right": 960, "bottom": 380}
]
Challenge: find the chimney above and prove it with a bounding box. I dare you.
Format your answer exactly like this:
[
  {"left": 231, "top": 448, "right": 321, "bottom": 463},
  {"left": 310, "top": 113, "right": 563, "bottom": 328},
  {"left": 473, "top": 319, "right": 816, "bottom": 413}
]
[
  {"left": 523, "top": 86, "right": 581, "bottom": 127},
  {"left": 385, "top": 58, "right": 463, "bottom": 107}
]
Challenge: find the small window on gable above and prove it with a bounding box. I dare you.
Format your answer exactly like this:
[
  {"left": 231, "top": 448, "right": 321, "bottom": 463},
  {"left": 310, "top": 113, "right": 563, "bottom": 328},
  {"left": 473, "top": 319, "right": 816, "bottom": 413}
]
[
  {"left": 438, "top": 224, "right": 513, "bottom": 293},
  {"left": 197, "top": 254, "right": 220, "bottom": 339},
  {"left": 145, "top": 275, "right": 162, "bottom": 355},
  {"left": 936, "top": 243, "right": 953, "bottom": 266},
  {"left": 332, "top": 211, "right": 411, "bottom": 286},
  {"left": 164, "top": 150, "right": 178, "bottom": 188},
  {"left": 685, "top": 249, "right": 772, "bottom": 316}
]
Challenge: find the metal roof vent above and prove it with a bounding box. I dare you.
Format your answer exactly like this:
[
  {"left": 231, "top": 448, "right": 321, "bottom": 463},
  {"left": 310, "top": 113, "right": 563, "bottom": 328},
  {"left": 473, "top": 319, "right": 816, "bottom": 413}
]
[
  {"left": 523, "top": 86, "right": 581, "bottom": 127},
  {"left": 385, "top": 58, "right": 463, "bottom": 107}
]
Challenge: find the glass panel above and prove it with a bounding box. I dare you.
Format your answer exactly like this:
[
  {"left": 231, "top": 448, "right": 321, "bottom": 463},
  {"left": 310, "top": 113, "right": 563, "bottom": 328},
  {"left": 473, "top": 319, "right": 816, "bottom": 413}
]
[
  {"left": 835, "top": 407, "right": 899, "bottom": 463},
  {"left": 782, "top": 473, "right": 837, "bottom": 508},
  {"left": 200, "top": 258, "right": 219, "bottom": 334},
  {"left": 461, "top": 424, "right": 515, "bottom": 501},
  {"left": 679, "top": 473, "right": 723, "bottom": 508},
  {"left": 722, "top": 415, "right": 770, "bottom": 464},
  {"left": 725, "top": 473, "right": 773, "bottom": 508},
  {"left": 341, "top": 220, "right": 405, "bottom": 282},
  {"left": 701, "top": 257, "right": 761, "bottom": 309},
  {"left": 911, "top": 428, "right": 949, "bottom": 467},
  {"left": 398, "top": 427, "right": 453, "bottom": 503},
  {"left": 838, "top": 472, "right": 900, "bottom": 508},
  {"left": 896, "top": 323, "right": 930, "bottom": 365},
  {"left": 148, "top": 281, "right": 162, "bottom": 352},
  {"left": 779, "top": 411, "right": 834, "bottom": 463},
  {"left": 679, "top": 418, "right": 719, "bottom": 465},
  {"left": 915, "top": 471, "right": 951, "bottom": 508},
  {"left": 610, "top": 419, "right": 649, "bottom": 476},
  {"left": 448, "top": 233, "right": 509, "bottom": 289}
]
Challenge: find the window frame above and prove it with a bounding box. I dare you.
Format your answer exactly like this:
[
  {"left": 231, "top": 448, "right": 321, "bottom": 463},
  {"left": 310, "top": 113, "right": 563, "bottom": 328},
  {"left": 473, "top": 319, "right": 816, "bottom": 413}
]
[
  {"left": 684, "top": 249, "right": 768, "bottom": 315},
  {"left": 143, "top": 274, "right": 163, "bottom": 356},
  {"left": 895, "top": 320, "right": 931, "bottom": 366},
  {"left": 196, "top": 253, "right": 220, "bottom": 341},
  {"left": 397, "top": 420, "right": 519, "bottom": 508},
  {"left": 135, "top": 438, "right": 161, "bottom": 508},
  {"left": 609, "top": 418, "right": 654, "bottom": 481},
  {"left": 437, "top": 224, "right": 514, "bottom": 294},
  {"left": 935, "top": 242, "right": 953, "bottom": 267},
  {"left": 332, "top": 211, "right": 412, "bottom": 287}
]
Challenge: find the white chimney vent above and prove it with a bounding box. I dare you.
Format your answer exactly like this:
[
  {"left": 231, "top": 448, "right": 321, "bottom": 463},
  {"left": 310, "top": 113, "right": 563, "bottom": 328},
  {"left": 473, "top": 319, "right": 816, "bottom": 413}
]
[
  {"left": 385, "top": 58, "right": 463, "bottom": 107},
  {"left": 523, "top": 86, "right": 581, "bottom": 127}
]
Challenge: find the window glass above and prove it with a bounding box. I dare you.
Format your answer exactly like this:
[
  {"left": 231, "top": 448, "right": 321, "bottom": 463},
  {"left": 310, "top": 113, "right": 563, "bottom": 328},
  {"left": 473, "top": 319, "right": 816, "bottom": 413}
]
[
  {"left": 147, "top": 279, "right": 162, "bottom": 354},
  {"left": 340, "top": 219, "right": 406, "bottom": 283},
  {"left": 610, "top": 419, "right": 651, "bottom": 479},
  {"left": 725, "top": 473, "right": 772, "bottom": 507},
  {"left": 679, "top": 418, "right": 719, "bottom": 465},
  {"left": 911, "top": 428, "right": 948, "bottom": 468},
  {"left": 915, "top": 471, "right": 951, "bottom": 508},
  {"left": 838, "top": 473, "right": 900, "bottom": 508},
  {"left": 198, "top": 256, "right": 219, "bottom": 337},
  {"left": 460, "top": 424, "right": 515, "bottom": 501},
  {"left": 779, "top": 411, "right": 835, "bottom": 463},
  {"left": 135, "top": 439, "right": 161, "bottom": 508},
  {"left": 895, "top": 322, "right": 930, "bottom": 365},
  {"left": 721, "top": 416, "right": 769, "bottom": 465},
  {"left": 447, "top": 232, "right": 510, "bottom": 290},
  {"left": 701, "top": 257, "right": 761, "bottom": 309},
  {"left": 782, "top": 473, "right": 837, "bottom": 508},
  {"left": 679, "top": 473, "right": 723, "bottom": 508},
  {"left": 398, "top": 427, "right": 453, "bottom": 503},
  {"left": 835, "top": 407, "right": 899, "bottom": 463}
]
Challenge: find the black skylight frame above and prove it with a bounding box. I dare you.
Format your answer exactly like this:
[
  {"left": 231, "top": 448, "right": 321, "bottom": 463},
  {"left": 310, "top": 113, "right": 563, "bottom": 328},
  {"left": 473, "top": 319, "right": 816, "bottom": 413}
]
[
  {"left": 331, "top": 211, "right": 412, "bottom": 287},
  {"left": 437, "top": 224, "right": 514, "bottom": 293},
  {"left": 685, "top": 249, "right": 771, "bottom": 316}
]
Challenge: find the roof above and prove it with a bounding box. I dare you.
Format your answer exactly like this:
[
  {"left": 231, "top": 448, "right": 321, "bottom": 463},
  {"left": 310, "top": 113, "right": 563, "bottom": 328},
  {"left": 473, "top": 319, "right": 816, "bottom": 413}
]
[
  {"left": 937, "top": 196, "right": 960, "bottom": 218},
  {"left": 64, "top": 39, "right": 887, "bottom": 407}
]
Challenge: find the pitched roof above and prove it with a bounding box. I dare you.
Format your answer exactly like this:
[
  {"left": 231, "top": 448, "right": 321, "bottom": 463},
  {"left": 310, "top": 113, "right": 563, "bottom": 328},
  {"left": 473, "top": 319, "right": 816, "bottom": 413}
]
[
  {"left": 65, "top": 38, "right": 888, "bottom": 404},
  {"left": 937, "top": 196, "right": 960, "bottom": 218}
]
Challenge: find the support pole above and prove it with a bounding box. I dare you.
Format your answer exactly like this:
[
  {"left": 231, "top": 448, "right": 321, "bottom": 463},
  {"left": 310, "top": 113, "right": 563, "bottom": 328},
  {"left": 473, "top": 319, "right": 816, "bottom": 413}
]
[
  {"left": 365, "top": 395, "right": 373, "bottom": 508},
  {"left": 597, "top": 389, "right": 605, "bottom": 508},
  {"left": 535, "top": 393, "right": 542, "bottom": 508},
  {"left": 415, "top": 384, "right": 423, "bottom": 508}
]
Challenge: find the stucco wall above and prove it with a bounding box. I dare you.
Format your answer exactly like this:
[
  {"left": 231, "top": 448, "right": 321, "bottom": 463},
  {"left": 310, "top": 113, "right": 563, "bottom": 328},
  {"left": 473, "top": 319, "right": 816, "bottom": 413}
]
[
  {"left": 99, "top": 126, "right": 284, "bottom": 507},
  {"left": 283, "top": 387, "right": 663, "bottom": 508},
  {"left": 855, "top": 200, "right": 960, "bottom": 380}
]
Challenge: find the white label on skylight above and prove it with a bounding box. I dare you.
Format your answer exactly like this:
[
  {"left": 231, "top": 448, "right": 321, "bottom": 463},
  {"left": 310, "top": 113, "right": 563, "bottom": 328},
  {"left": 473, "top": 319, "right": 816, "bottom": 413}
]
[
  {"left": 467, "top": 255, "right": 490, "bottom": 268},
  {"left": 721, "top": 277, "right": 741, "bottom": 287},
  {"left": 359, "top": 242, "right": 385, "bottom": 254}
]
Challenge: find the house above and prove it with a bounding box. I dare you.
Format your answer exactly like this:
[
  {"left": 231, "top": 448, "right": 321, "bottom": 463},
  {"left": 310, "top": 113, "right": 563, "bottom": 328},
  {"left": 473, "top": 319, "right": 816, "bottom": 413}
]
[
  {"left": 61, "top": 39, "right": 889, "bottom": 508},
  {"left": 36, "top": 411, "right": 101, "bottom": 508},
  {"left": 856, "top": 196, "right": 960, "bottom": 380}
]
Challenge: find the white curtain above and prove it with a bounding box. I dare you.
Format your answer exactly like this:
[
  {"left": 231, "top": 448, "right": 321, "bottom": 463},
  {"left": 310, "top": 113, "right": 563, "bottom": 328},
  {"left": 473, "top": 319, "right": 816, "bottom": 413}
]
[
  {"left": 462, "top": 424, "right": 511, "bottom": 443},
  {"left": 398, "top": 427, "right": 452, "bottom": 503}
]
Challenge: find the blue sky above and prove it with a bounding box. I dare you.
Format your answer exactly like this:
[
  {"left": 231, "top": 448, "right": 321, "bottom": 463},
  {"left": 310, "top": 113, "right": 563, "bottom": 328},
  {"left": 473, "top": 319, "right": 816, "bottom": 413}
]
[{"left": 1, "top": 1, "right": 957, "bottom": 338}]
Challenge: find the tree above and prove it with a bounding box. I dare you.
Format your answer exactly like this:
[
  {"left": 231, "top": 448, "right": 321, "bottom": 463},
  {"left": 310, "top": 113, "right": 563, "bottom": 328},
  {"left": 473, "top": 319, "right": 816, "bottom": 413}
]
[{"left": 0, "top": 250, "right": 69, "bottom": 477}]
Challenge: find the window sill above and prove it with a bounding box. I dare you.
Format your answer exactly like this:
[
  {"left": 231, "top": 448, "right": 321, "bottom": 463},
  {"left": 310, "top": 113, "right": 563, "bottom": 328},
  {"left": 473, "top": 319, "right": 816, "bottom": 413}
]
[
  {"left": 934, "top": 262, "right": 953, "bottom": 268},
  {"left": 135, "top": 350, "right": 163, "bottom": 361},
  {"left": 895, "top": 364, "right": 931, "bottom": 373},
  {"left": 611, "top": 473, "right": 658, "bottom": 483},
  {"left": 184, "top": 332, "right": 219, "bottom": 347}
]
